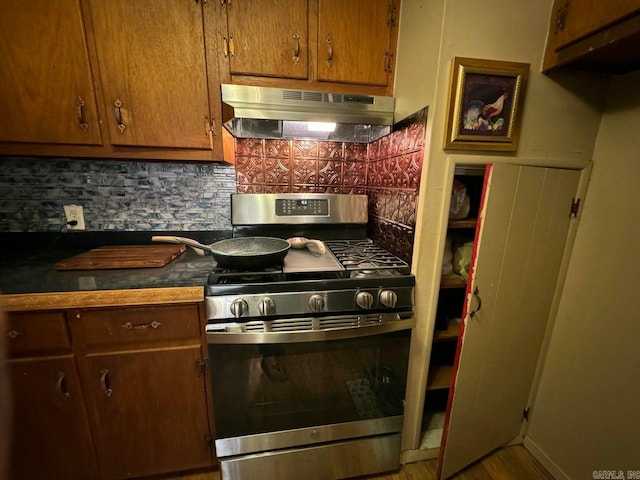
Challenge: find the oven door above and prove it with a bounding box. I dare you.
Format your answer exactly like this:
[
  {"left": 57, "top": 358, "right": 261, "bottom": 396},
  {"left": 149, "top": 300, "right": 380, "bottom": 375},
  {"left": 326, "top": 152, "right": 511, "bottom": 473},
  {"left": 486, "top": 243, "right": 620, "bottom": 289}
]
[{"left": 206, "top": 317, "right": 413, "bottom": 458}]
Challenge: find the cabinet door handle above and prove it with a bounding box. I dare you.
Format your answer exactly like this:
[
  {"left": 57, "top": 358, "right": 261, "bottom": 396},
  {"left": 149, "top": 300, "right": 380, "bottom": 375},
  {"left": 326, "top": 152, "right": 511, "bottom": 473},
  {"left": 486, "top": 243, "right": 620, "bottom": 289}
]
[
  {"left": 114, "top": 99, "right": 126, "bottom": 133},
  {"left": 326, "top": 35, "right": 333, "bottom": 67},
  {"left": 100, "top": 368, "right": 113, "bottom": 397},
  {"left": 56, "top": 371, "right": 70, "bottom": 400},
  {"left": 121, "top": 320, "right": 162, "bottom": 330},
  {"left": 293, "top": 33, "right": 300, "bottom": 64},
  {"left": 222, "top": 36, "right": 229, "bottom": 58},
  {"left": 7, "top": 329, "right": 23, "bottom": 339},
  {"left": 76, "top": 96, "right": 89, "bottom": 132},
  {"left": 228, "top": 35, "right": 235, "bottom": 57},
  {"left": 469, "top": 286, "right": 482, "bottom": 318}
]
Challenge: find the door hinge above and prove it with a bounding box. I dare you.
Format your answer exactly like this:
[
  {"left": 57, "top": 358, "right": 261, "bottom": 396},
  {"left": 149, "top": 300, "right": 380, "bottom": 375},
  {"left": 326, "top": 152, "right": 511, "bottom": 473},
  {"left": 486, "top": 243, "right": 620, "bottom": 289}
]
[
  {"left": 387, "top": 3, "right": 397, "bottom": 26},
  {"left": 522, "top": 407, "right": 530, "bottom": 421},
  {"left": 205, "top": 434, "right": 214, "bottom": 450},
  {"left": 570, "top": 197, "right": 580, "bottom": 217},
  {"left": 205, "top": 115, "right": 216, "bottom": 134},
  {"left": 197, "top": 358, "right": 209, "bottom": 375}
]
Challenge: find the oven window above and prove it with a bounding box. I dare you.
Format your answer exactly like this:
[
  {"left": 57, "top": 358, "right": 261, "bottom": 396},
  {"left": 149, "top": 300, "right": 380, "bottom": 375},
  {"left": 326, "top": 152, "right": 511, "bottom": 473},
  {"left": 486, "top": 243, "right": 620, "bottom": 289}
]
[{"left": 208, "top": 330, "right": 411, "bottom": 439}]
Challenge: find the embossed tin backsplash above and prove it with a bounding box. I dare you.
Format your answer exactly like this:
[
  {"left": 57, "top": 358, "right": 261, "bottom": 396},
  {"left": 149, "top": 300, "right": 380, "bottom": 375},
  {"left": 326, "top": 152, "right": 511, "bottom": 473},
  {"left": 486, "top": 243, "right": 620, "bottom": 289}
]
[{"left": 234, "top": 107, "right": 427, "bottom": 263}]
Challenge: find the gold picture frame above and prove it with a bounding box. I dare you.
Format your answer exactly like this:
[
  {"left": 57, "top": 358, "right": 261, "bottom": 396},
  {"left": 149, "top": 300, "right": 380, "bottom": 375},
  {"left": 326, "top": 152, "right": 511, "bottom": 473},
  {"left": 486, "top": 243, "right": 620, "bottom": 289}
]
[{"left": 443, "top": 57, "right": 529, "bottom": 152}]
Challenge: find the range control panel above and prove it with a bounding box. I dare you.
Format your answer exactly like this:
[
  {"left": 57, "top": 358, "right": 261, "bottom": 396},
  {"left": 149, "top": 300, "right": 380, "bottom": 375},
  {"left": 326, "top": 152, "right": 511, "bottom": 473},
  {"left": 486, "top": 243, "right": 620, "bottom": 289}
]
[
  {"left": 231, "top": 193, "right": 367, "bottom": 225},
  {"left": 275, "top": 198, "right": 329, "bottom": 216}
]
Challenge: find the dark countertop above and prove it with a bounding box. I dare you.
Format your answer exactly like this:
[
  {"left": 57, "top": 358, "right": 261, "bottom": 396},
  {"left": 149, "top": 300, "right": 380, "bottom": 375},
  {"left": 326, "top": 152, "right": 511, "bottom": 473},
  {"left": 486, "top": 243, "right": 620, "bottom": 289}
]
[{"left": 0, "top": 231, "right": 230, "bottom": 295}]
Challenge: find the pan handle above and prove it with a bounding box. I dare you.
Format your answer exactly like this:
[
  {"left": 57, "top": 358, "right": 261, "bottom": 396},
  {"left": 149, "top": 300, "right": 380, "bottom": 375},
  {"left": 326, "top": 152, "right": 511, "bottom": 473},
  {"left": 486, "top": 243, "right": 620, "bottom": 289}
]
[
  {"left": 151, "top": 235, "right": 212, "bottom": 256},
  {"left": 287, "top": 237, "right": 326, "bottom": 255}
]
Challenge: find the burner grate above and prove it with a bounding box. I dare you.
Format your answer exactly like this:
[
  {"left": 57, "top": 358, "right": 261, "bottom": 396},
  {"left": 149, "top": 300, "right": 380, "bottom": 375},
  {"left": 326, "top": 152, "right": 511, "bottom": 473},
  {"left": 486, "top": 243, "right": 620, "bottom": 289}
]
[{"left": 325, "top": 240, "right": 410, "bottom": 272}]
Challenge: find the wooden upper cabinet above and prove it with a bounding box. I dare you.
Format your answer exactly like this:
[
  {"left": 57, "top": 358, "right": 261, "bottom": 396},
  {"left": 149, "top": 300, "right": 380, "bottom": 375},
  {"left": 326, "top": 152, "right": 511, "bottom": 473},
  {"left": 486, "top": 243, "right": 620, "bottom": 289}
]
[
  {"left": 85, "top": 0, "right": 213, "bottom": 149},
  {"left": 224, "top": 0, "right": 309, "bottom": 79},
  {"left": 0, "top": 0, "right": 102, "bottom": 145},
  {"left": 551, "top": 0, "right": 640, "bottom": 49},
  {"left": 317, "top": 0, "right": 398, "bottom": 87},
  {"left": 543, "top": 0, "right": 640, "bottom": 74}
]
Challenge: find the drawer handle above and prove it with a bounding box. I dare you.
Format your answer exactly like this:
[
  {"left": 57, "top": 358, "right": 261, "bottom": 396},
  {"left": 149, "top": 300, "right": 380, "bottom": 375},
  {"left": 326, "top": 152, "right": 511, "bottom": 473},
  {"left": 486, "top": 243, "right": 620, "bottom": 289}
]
[
  {"left": 121, "top": 320, "right": 163, "bottom": 330},
  {"left": 56, "top": 371, "right": 70, "bottom": 400},
  {"left": 7, "top": 329, "right": 23, "bottom": 339},
  {"left": 100, "top": 368, "right": 113, "bottom": 397}
]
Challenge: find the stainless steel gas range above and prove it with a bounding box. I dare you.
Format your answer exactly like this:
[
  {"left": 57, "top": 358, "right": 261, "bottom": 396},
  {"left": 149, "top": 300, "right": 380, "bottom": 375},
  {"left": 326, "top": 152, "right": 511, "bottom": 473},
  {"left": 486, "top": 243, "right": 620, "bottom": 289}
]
[{"left": 205, "top": 193, "right": 415, "bottom": 480}]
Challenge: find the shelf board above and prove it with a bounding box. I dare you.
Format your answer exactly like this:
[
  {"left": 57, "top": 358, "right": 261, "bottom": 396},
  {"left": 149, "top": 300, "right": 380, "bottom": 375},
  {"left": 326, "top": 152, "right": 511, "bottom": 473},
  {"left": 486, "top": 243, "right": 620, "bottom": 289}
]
[
  {"left": 440, "top": 273, "right": 467, "bottom": 289},
  {"left": 448, "top": 218, "right": 477, "bottom": 229},
  {"left": 426, "top": 365, "right": 454, "bottom": 390},
  {"left": 433, "top": 319, "right": 461, "bottom": 342}
]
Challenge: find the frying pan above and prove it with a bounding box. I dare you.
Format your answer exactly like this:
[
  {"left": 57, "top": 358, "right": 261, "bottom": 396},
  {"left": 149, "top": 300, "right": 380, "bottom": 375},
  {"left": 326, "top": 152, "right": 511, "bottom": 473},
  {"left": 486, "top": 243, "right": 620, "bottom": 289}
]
[{"left": 151, "top": 235, "right": 290, "bottom": 269}]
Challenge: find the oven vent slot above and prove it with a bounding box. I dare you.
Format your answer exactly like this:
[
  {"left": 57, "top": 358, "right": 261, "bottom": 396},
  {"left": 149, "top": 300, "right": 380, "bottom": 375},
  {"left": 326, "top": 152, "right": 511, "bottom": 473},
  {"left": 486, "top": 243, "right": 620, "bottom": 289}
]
[
  {"left": 269, "top": 319, "right": 314, "bottom": 331},
  {"left": 360, "top": 315, "right": 385, "bottom": 326},
  {"left": 241, "top": 315, "right": 389, "bottom": 333},
  {"left": 318, "top": 317, "right": 360, "bottom": 329},
  {"left": 243, "top": 319, "right": 315, "bottom": 332},
  {"left": 243, "top": 322, "right": 267, "bottom": 332}
]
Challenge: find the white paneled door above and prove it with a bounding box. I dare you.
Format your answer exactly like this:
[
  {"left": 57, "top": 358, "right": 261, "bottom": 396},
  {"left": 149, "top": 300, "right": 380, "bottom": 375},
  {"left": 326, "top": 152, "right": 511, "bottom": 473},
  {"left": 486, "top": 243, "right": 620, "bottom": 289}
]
[{"left": 439, "top": 164, "right": 580, "bottom": 478}]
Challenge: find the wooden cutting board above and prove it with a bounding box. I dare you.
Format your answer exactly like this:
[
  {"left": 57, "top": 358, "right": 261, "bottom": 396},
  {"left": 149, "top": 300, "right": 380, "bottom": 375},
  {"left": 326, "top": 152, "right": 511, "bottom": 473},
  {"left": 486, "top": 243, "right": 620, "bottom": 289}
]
[{"left": 55, "top": 245, "right": 187, "bottom": 271}]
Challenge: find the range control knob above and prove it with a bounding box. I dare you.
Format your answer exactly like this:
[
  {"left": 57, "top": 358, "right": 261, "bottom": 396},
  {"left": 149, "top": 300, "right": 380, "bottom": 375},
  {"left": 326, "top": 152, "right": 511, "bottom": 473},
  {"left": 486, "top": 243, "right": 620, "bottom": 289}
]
[
  {"left": 230, "top": 298, "right": 248, "bottom": 318},
  {"left": 308, "top": 294, "right": 325, "bottom": 312},
  {"left": 379, "top": 290, "right": 398, "bottom": 308},
  {"left": 355, "top": 291, "right": 375, "bottom": 309},
  {"left": 258, "top": 297, "right": 276, "bottom": 316}
]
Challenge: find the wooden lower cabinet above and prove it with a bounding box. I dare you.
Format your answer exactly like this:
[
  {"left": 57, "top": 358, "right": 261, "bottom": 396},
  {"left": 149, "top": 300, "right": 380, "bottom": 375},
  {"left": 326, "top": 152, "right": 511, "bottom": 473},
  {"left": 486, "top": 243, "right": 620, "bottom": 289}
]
[
  {"left": 6, "top": 302, "right": 215, "bottom": 479},
  {"left": 8, "top": 355, "right": 98, "bottom": 480},
  {"left": 83, "top": 346, "right": 212, "bottom": 479}
]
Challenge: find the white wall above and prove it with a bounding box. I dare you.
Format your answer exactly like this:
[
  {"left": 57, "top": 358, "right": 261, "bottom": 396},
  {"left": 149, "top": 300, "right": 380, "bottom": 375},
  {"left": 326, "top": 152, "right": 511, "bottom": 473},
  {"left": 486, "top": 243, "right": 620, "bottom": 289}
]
[
  {"left": 395, "top": 0, "right": 609, "bottom": 452},
  {"left": 526, "top": 70, "right": 640, "bottom": 478}
]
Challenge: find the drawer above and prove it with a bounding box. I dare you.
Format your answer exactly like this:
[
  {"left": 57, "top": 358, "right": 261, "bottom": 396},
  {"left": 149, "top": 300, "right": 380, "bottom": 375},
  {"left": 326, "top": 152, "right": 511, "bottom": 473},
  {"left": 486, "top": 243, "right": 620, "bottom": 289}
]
[
  {"left": 76, "top": 304, "right": 201, "bottom": 348},
  {"left": 6, "top": 311, "right": 71, "bottom": 355}
]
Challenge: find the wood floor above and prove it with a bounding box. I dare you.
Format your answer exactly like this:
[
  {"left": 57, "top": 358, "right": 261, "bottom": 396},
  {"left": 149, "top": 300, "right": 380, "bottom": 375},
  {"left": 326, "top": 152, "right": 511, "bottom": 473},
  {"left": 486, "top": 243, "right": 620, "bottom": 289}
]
[{"left": 166, "top": 445, "right": 554, "bottom": 480}]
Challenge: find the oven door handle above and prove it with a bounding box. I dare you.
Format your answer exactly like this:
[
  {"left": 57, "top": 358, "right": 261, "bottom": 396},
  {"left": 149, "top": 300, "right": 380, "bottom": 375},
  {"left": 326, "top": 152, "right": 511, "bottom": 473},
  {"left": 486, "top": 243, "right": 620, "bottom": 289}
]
[{"left": 206, "top": 317, "right": 415, "bottom": 344}]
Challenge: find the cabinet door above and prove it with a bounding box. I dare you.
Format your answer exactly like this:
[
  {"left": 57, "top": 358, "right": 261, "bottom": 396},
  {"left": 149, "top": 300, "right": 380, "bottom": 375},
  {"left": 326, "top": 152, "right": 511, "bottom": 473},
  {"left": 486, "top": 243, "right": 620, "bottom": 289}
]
[
  {"left": 84, "top": 346, "right": 212, "bottom": 478},
  {"left": 439, "top": 164, "right": 580, "bottom": 478},
  {"left": 225, "top": 0, "right": 308, "bottom": 79},
  {"left": 0, "top": 0, "right": 102, "bottom": 145},
  {"left": 8, "top": 355, "right": 98, "bottom": 480},
  {"left": 550, "top": 0, "right": 640, "bottom": 50},
  {"left": 86, "top": 0, "right": 213, "bottom": 149},
  {"left": 317, "top": 0, "right": 397, "bottom": 86}
]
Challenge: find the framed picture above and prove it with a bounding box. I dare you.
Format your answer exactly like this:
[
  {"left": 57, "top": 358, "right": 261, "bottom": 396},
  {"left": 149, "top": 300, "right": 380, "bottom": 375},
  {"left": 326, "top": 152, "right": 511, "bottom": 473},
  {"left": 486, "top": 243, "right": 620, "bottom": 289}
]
[{"left": 443, "top": 57, "right": 529, "bottom": 152}]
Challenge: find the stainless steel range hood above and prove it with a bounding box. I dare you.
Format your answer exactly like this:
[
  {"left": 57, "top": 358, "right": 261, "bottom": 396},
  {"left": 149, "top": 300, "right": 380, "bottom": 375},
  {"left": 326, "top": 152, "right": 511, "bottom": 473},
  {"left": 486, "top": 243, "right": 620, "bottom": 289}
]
[{"left": 221, "top": 84, "right": 394, "bottom": 143}]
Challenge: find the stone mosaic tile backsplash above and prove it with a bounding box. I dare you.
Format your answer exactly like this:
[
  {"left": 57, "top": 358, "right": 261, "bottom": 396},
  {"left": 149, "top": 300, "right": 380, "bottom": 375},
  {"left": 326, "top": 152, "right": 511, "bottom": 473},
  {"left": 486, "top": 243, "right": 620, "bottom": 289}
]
[{"left": 0, "top": 158, "right": 236, "bottom": 232}]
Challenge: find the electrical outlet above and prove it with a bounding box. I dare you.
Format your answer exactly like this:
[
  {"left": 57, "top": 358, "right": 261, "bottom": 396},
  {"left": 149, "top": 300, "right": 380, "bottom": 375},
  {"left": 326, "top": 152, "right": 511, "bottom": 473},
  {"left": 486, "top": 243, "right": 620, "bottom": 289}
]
[{"left": 63, "top": 204, "right": 85, "bottom": 230}]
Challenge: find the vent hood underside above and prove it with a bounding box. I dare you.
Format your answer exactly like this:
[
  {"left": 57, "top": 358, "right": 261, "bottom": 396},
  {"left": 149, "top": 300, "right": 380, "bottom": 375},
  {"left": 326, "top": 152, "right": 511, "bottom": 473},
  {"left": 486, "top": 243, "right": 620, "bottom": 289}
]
[{"left": 221, "top": 84, "right": 394, "bottom": 143}]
